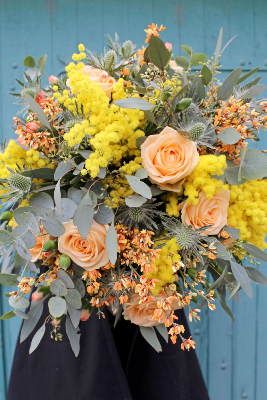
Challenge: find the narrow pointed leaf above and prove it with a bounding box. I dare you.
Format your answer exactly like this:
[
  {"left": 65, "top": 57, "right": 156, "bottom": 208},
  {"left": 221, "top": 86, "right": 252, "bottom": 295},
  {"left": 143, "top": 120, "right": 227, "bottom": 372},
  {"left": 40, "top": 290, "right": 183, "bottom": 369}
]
[
  {"left": 29, "top": 323, "right": 46, "bottom": 354},
  {"left": 105, "top": 221, "right": 118, "bottom": 265},
  {"left": 140, "top": 326, "right": 162, "bottom": 352},
  {"left": 230, "top": 261, "right": 253, "bottom": 299}
]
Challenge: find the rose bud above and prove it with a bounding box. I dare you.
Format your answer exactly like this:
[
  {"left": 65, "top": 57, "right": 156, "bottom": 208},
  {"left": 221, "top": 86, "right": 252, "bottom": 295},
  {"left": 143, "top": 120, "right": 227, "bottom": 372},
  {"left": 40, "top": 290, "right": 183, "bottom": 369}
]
[
  {"left": 52, "top": 319, "right": 61, "bottom": 326},
  {"left": 31, "top": 290, "right": 43, "bottom": 302},
  {"left": 80, "top": 309, "right": 90, "bottom": 321},
  {"left": 48, "top": 75, "right": 58, "bottom": 84}
]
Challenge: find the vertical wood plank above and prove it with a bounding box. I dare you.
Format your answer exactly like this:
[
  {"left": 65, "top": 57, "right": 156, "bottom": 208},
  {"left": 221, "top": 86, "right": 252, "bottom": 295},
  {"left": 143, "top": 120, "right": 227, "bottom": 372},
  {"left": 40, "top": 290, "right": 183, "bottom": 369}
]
[
  {"left": 77, "top": 0, "right": 103, "bottom": 54},
  {"left": 127, "top": 0, "right": 153, "bottom": 50}
]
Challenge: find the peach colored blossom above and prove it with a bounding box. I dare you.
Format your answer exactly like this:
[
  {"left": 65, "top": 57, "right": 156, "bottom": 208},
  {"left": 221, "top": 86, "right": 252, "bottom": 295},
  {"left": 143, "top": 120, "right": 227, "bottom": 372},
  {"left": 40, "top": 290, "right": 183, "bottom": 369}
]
[
  {"left": 58, "top": 221, "right": 110, "bottom": 271},
  {"left": 165, "top": 42, "right": 172, "bottom": 51},
  {"left": 29, "top": 231, "right": 50, "bottom": 262},
  {"left": 141, "top": 126, "right": 199, "bottom": 192},
  {"left": 31, "top": 290, "right": 43, "bottom": 302},
  {"left": 181, "top": 190, "right": 230, "bottom": 236},
  {"left": 82, "top": 66, "right": 115, "bottom": 100},
  {"left": 123, "top": 291, "right": 181, "bottom": 327},
  {"left": 52, "top": 319, "right": 60, "bottom": 326},
  {"left": 25, "top": 122, "right": 38, "bottom": 134},
  {"left": 80, "top": 309, "right": 90, "bottom": 321},
  {"left": 169, "top": 60, "right": 183, "bottom": 73},
  {"left": 48, "top": 75, "right": 58, "bottom": 84}
]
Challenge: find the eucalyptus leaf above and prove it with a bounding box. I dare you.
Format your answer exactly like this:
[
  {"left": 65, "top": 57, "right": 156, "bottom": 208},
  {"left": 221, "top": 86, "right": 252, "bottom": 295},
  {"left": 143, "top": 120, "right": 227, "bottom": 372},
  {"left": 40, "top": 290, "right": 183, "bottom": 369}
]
[
  {"left": 215, "top": 28, "right": 223, "bottom": 61},
  {"left": 21, "top": 168, "right": 55, "bottom": 180},
  {"left": 215, "top": 241, "right": 231, "bottom": 261},
  {"left": 97, "top": 167, "right": 106, "bottom": 179},
  {"left": 125, "top": 175, "right": 152, "bottom": 199},
  {"left": 21, "top": 212, "right": 40, "bottom": 236},
  {"left": 79, "top": 150, "right": 93, "bottom": 159},
  {"left": 135, "top": 168, "right": 148, "bottom": 180},
  {"left": 155, "top": 324, "right": 168, "bottom": 343},
  {"left": 242, "top": 149, "right": 267, "bottom": 180},
  {"left": 181, "top": 45, "right": 192, "bottom": 57},
  {"left": 54, "top": 161, "right": 72, "bottom": 180},
  {"left": 94, "top": 204, "right": 114, "bottom": 224},
  {"left": 68, "top": 304, "right": 82, "bottom": 328},
  {"left": 14, "top": 310, "right": 29, "bottom": 320},
  {"left": 14, "top": 237, "right": 32, "bottom": 260},
  {"left": 217, "top": 127, "right": 242, "bottom": 145},
  {"left": 66, "top": 315, "right": 80, "bottom": 357},
  {"left": 37, "top": 54, "right": 47, "bottom": 73},
  {"left": 237, "top": 67, "right": 260, "bottom": 85},
  {"left": 41, "top": 210, "right": 65, "bottom": 237},
  {"left": 54, "top": 180, "right": 63, "bottom": 216},
  {"left": 0, "top": 273, "right": 20, "bottom": 287},
  {"left": 175, "top": 56, "right": 189, "bottom": 69},
  {"left": 144, "top": 110, "right": 156, "bottom": 124},
  {"left": 242, "top": 242, "right": 267, "bottom": 262},
  {"left": 29, "top": 192, "right": 54, "bottom": 212},
  {"left": 57, "top": 269, "right": 74, "bottom": 288},
  {"left": 50, "top": 279, "right": 67, "bottom": 296},
  {"left": 224, "top": 226, "right": 240, "bottom": 239},
  {"left": 238, "top": 147, "right": 246, "bottom": 181},
  {"left": 114, "top": 97, "right": 154, "bottom": 111},
  {"left": 228, "top": 282, "right": 241, "bottom": 300},
  {"left": 217, "top": 68, "right": 242, "bottom": 101},
  {"left": 220, "top": 299, "right": 235, "bottom": 322},
  {"left": 105, "top": 221, "right": 118, "bottom": 265},
  {"left": 14, "top": 206, "right": 40, "bottom": 225},
  {"left": 25, "top": 94, "right": 51, "bottom": 130},
  {"left": 230, "top": 261, "right": 253, "bottom": 299},
  {"left": 21, "top": 301, "right": 44, "bottom": 342},
  {"left": 245, "top": 267, "right": 267, "bottom": 286},
  {"left": 54, "top": 198, "right": 77, "bottom": 223},
  {"left": 1, "top": 311, "right": 16, "bottom": 320},
  {"left": 125, "top": 195, "right": 147, "bottom": 208},
  {"left": 208, "top": 263, "right": 229, "bottom": 293},
  {"left": 190, "top": 53, "right": 207, "bottom": 66},
  {"left": 29, "top": 323, "right": 46, "bottom": 354},
  {"left": 0, "top": 230, "right": 14, "bottom": 246},
  {"left": 13, "top": 226, "right": 36, "bottom": 249},
  {"left": 23, "top": 55, "right": 36, "bottom": 68},
  {"left": 225, "top": 160, "right": 247, "bottom": 185},
  {"left": 247, "top": 84, "right": 266, "bottom": 98},
  {"left": 149, "top": 36, "right": 170, "bottom": 70},
  {"left": 9, "top": 295, "right": 30, "bottom": 310},
  {"left": 73, "top": 278, "right": 86, "bottom": 298},
  {"left": 200, "top": 64, "right": 212, "bottom": 85},
  {"left": 48, "top": 296, "right": 66, "bottom": 318},
  {"left": 73, "top": 193, "right": 94, "bottom": 239},
  {"left": 65, "top": 289, "right": 82, "bottom": 309},
  {"left": 140, "top": 326, "right": 162, "bottom": 352}
]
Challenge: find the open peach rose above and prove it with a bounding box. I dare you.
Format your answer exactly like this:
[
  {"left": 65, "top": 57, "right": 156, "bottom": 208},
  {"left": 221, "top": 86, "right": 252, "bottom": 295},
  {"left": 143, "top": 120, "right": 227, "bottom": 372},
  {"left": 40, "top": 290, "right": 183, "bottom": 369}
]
[
  {"left": 123, "top": 291, "right": 181, "bottom": 327},
  {"left": 29, "top": 231, "right": 50, "bottom": 262},
  {"left": 141, "top": 126, "right": 199, "bottom": 192},
  {"left": 58, "top": 221, "right": 110, "bottom": 271},
  {"left": 169, "top": 60, "right": 183, "bottom": 73},
  {"left": 181, "top": 190, "right": 230, "bottom": 236},
  {"left": 82, "top": 66, "right": 115, "bottom": 100}
]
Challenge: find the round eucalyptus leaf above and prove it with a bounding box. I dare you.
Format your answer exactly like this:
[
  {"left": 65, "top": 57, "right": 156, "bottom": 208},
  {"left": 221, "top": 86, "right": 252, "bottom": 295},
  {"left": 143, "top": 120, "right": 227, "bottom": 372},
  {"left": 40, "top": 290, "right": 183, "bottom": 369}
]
[
  {"left": 50, "top": 279, "right": 67, "bottom": 296},
  {"left": 9, "top": 295, "right": 30, "bottom": 310},
  {"left": 48, "top": 296, "right": 66, "bottom": 318}
]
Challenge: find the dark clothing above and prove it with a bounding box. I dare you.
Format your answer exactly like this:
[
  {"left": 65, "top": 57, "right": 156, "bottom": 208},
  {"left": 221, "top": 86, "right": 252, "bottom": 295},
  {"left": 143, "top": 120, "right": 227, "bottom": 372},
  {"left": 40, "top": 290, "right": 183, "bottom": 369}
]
[{"left": 7, "top": 298, "right": 209, "bottom": 400}]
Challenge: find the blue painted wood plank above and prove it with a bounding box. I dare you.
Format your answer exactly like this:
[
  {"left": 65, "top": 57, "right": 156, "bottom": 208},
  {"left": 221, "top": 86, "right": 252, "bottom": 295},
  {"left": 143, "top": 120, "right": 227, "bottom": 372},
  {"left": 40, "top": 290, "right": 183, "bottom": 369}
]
[{"left": 77, "top": 0, "right": 104, "bottom": 54}]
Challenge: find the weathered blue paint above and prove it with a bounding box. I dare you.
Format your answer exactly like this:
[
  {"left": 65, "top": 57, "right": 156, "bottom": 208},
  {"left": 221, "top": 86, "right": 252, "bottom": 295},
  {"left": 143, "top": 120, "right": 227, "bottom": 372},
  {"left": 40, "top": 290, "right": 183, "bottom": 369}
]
[{"left": 0, "top": 1, "right": 267, "bottom": 399}]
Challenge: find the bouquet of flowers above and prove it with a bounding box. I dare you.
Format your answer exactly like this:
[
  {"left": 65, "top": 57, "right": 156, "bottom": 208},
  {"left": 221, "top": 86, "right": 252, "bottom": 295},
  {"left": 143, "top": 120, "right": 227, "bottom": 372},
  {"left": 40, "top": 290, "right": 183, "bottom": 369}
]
[{"left": 0, "top": 24, "right": 267, "bottom": 356}]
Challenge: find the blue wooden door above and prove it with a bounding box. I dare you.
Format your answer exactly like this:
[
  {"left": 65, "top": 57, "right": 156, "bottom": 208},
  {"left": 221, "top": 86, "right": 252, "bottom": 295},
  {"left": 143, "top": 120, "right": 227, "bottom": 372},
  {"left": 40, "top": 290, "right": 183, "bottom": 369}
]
[{"left": 1, "top": 1, "right": 267, "bottom": 399}]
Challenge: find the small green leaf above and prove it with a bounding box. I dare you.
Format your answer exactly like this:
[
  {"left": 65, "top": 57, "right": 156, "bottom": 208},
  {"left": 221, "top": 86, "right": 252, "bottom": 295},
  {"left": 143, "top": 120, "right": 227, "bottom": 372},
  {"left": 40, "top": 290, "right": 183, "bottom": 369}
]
[
  {"left": 125, "top": 195, "right": 147, "bottom": 208},
  {"left": 0, "top": 273, "right": 20, "bottom": 287},
  {"left": 242, "top": 243, "right": 267, "bottom": 262},
  {"left": 48, "top": 296, "right": 66, "bottom": 318},
  {"left": 181, "top": 45, "right": 192, "bottom": 57},
  {"left": 200, "top": 64, "right": 212, "bottom": 85},
  {"left": 9, "top": 295, "right": 30, "bottom": 310},
  {"left": 125, "top": 175, "right": 152, "bottom": 199},
  {"left": 29, "top": 323, "right": 46, "bottom": 354},
  {"left": 13, "top": 206, "right": 40, "bottom": 225},
  {"left": 144, "top": 110, "right": 156, "bottom": 124},
  {"left": 1, "top": 311, "right": 16, "bottom": 320},
  {"left": 230, "top": 261, "right": 253, "bottom": 299},
  {"left": 175, "top": 56, "right": 189, "bottom": 69},
  {"left": 50, "top": 279, "right": 67, "bottom": 296},
  {"left": 24, "top": 94, "right": 51, "bottom": 131},
  {"left": 65, "top": 289, "right": 82, "bottom": 309},
  {"left": 23, "top": 56, "right": 36, "bottom": 68},
  {"left": 217, "top": 127, "right": 242, "bottom": 145},
  {"left": 190, "top": 53, "right": 207, "bottom": 66},
  {"left": 114, "top": 97, "right": 155, "bottom": 111},
  {"left": 237, "top": 67, "right": 260, "bottom": 85},
  {"left": 41, "top": 210, "right": 65, "bottom": 237},
  {"left": 105, "top": 221, "right": 118, "bottom": 265},
  {"left": 149, "top": 36, "right": 170, "bottom": 71},
  {"left": 37, "top": 54, "right": 47, "bottom": 73},
  {"left": 140, "top": 326, "right": 162, "bottom": 352},
  {"left": 57, "top": 269, "right": 74, "bottom": 288}
]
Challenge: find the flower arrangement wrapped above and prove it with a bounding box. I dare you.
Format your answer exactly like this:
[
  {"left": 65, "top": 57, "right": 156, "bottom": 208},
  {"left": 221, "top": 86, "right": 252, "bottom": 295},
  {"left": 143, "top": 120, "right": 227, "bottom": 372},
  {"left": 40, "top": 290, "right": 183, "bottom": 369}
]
[{"left": 0, "top": 24, "right": 267, "bottom": 356}]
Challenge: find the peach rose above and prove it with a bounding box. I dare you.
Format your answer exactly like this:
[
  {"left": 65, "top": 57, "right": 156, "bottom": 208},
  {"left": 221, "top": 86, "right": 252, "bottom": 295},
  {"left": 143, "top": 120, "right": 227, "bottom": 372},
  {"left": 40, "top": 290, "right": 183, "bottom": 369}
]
[
  {"left": 31, "top": 290, "right": 43, "bottom": 302},
  {"left": 80, "top": 309, "right": 90, "bottom": 321},
  {"left": 82, "top": 66, "right": 115, "bottom": 100},
  {"left": 181, "top": 190, "right": 230, "bottom": 236},
  {"left": 48, "top": 75, "right": 58, "bottom": 84},
  {"left": 123, "top": 291, "right": 181, "bottom": 327},
  {"left": 141, "top": 126, "right": 199, "bottom": 192},
  {"left": 29, "top": 231, "right": 49, "bottom": 262},
  {"left": 58, "top": 221, "right": 110, "bottom": 271},
  {"left": 169, "top": 60, "right": 183, "bottom": 73}
]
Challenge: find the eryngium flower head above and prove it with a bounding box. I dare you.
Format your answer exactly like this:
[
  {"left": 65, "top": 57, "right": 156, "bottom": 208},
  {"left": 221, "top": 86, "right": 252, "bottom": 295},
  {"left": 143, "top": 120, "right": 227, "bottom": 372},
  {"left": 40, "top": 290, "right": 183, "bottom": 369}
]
[
  {"left": 8, "top": 173, "right": 31, "bottom": 193},
  {"left": 178, "top": 118, "right": 216, "bottom": 148}
]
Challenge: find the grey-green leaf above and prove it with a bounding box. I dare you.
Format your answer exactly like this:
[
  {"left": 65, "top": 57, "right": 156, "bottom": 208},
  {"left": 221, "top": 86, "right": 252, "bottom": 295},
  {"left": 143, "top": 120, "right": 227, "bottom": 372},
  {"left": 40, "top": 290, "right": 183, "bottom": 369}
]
[
  {"left": 57, "top": 269, "right": 75, "bottom": 288},
  {"left": 21, "top": 168, "right": 54, "bottom": 180},
  {"left": 94, "top": 204, "right": 114, "bottom": 224},
  {"left": 29, "top": 323, "right": 46, "bottom": 354},
  {"left": 14, "top": 206, "right": 40, "bottom": 225},
  {"left": 66, "top": 315, "right": 80, "bottom": 357},
  {"left": 140, "top": 326, "right": 162, "bottom": 352},
  {"left": 37, "top": 54, "right": 47, "bottom": 73},
  {"left": 149, "top": 36, "right": 170, "bottom": 71},
  {"left": 125, "top": 195, "right": 147, "bottom": 208},
  {"left": 181, "top": 45, "right": 192, "bottom": 57},
  {"left": 65, "top": 289, "right": 82, "bottom": 310},
  {"left": 1, "top": 311, "right": 16, "bottom": 320},
  {"left": 175, "top": 56, "right": 189, "bottom": 69},
  {"left": 125, "top": 175, "right": 152, "bottom": 199},
  {"left": 225, "top": 160, "right": 247, "bottom": 185},
  {"left": 143, "top": 110, "right": 156, "bottom": 124},
  {"left": 215, "top": 28, "right": 223, "bottom": 61},
  {"left": 245, "top": 267, "right": 267, "bottom": 286},
  {"left": 29, "top": 192, "right": 54, "bottom": 212},
  {"left": 54, "top": 198, "right": 77, "bottom": 223},
  {"left": 105, "top": 221, "right": 118, "bottom": 265},
  {"left": 25, "top": 94, "right": 51, "bottom": 131},
  {"left": 74, "top": 193, "right": 94, "bottom": 239},
  {"left": 242, "top": 149, "right": 267, "bottom": 180},
  {"left": 9, "top": 295, "right": 30, "bottom": 310},
  {"left": 200, "top": 64, "right": 212, "bottom": 85},
  {"left": 14, "top": 237, "right": 32, "bottom": 260},
  {"left": 135, "top": 168, "right": 148, "bottom": 180},
  {"left": 41, "top": 210, "right": 65, "bottom": 237},
  {"left": 13, "top": 226, "right": 36, "bottom": 249},
  {"left": 215, "top": 241, "right": 231, "bottom": 261},
  {"left": 14, "top": 310, "right": 30, "bottom": 320},
  {"left": 54, "top": 161, "right": 72, "bottom": 181},
  {"left": 20, "top": 301, "right": 44, "bottom": 343},
  {"left": 247, "top": 84, "right": 266, "bottom": 98},
  {"left": 230, "top": 261, "right": 253, "bottom": 299},
  {"left": 67, "top": 304, "right": 82, "bottom": 328},
  {"left": 0, "top": 273, "right": 20, "bottom": 287},
  {"left": 50, "top": 279, "right": 67, "bottom": 296},
  {"left": 23, "top": 55, "right": 36, "bottom": 68},
  {"left": 48, "top": 296, "right": 66, "bottom": 318},
  {"left": 217, "top": 127, "right": 242, "bottom": 145},
  {"left": 242, "top": 242, "right": 267, "bottom": 262},
  {"left": 190, "top": 53, "right": 207, "bottom": 66},
  {"left": 21, "top": 212, "right": 40, "bottom": 236},
  {"left": 217, "top": 68, "right": 242, "bottom": 101},
  {"left": 237, "top": 67, "right": 260, "bottom": 85},
  {"left": 114, "top": 97, "right": 154, "bottom": 111},
  {"left": 155, "top": 324, "right": 168, "bottom": 343},
  {"left": 0, "top": 230, "right": 14, "bottom": 246}
]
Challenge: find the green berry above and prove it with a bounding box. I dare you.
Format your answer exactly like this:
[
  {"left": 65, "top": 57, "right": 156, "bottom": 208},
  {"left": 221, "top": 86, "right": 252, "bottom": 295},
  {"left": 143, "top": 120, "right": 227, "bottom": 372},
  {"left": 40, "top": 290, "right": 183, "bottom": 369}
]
[
  {"left": 42, "top": 240, "right": 56, "bottom": 252},
  {"left": 189, "top": 122, "right": 205, "bottom": 141},
  {"left": 0, "top": 211, "right": 13, "bottom": 221},
  {"left": 8, "top": 173, "right": 31, "bottom": 193},
  {"left": 187, "top": 268, "right": 198, "bottom": 279},
  {"left": 60, "top": 254, "right": 71, "bottom": 270}
]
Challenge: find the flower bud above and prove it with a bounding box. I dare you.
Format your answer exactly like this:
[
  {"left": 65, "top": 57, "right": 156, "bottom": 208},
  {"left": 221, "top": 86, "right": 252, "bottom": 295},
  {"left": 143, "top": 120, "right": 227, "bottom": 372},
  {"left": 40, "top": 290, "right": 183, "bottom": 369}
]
[
  {"left": 0, "top": 211, "right": 13, "bottom": 221},
  {"left": 32, "top": 290, "right": 43, "bottom": 302},
  {"left": 42, "top": 240, "right": 56, "bottom": 252},
  {"left": 59, "top": 254, "right": 71, "bottom": 270},
  {"left": 175, "top": 98, "right": 192, "bottom": 112},
  {"left": 187, "top": 268, "right": 198, "bottom": 279},
  {"left": 80, "top": 309, "right": 90, "bottom": 321}
]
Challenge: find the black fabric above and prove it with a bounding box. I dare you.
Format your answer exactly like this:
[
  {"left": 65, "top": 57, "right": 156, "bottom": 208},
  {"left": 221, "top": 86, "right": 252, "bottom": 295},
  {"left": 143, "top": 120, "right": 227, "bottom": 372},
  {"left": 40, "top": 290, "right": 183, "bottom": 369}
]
[{"left": 7, "top": 299, "right": 210, "bottom": 400}]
